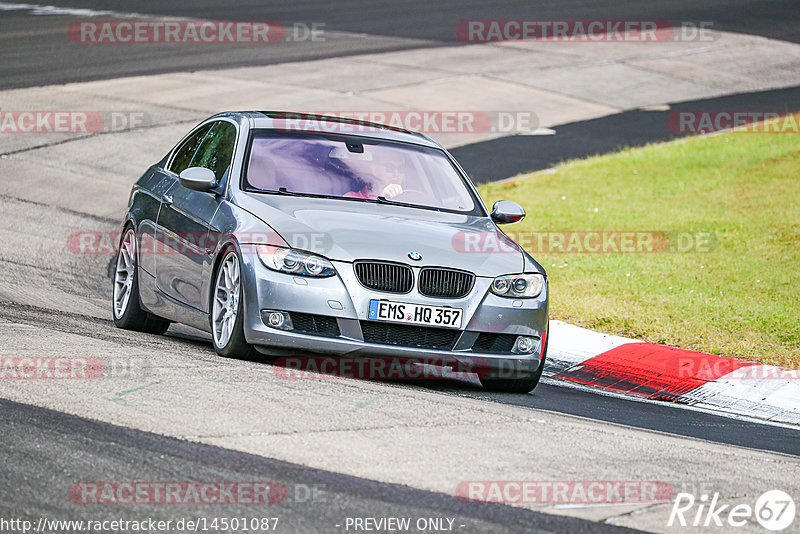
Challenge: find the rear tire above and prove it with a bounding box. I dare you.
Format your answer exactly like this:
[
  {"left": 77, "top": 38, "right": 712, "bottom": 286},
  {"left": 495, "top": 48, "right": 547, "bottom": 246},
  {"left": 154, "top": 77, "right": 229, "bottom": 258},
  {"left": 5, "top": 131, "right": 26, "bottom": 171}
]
[
  {"left": 112, "top": 226, "right": 170, "bottom": 335},
  {"left": 211, "top": 248, "right": 256, "bottom": 359}
]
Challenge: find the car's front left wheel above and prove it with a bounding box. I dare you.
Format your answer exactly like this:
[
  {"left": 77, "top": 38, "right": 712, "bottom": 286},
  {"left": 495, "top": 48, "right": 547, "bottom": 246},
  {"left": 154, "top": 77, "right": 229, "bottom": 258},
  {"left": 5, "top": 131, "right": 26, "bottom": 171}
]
[
  {"left": 479, "top": 334, "right": 548, "bottom": 393},
  {"left": 211, "top": 248, "right": 255, "bottom": 359},
  {"left": 479, "top": 370, "right": 543, "bottom": 394},
  {"left": 113, "top": 226, "right": 170, "bottom": 334}
]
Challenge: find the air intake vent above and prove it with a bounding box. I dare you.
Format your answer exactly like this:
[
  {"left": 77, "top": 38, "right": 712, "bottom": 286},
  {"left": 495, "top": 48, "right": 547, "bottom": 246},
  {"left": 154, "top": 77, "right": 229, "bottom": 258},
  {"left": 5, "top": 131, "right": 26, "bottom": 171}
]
[
  {"left": 354, "top": 261, "right": 413, "bottom": 293},
  {"left": 289, "top": 312, "right": 341, "bottom": 338},
  {"left": 472, "top": 332, "right": 517, "bottom": 353},
  {"left": 360, "top": 321, "right": 459, "bottom": 351},
  {"left": 418, "top": 268, "right": 475, "bottom": 299}
]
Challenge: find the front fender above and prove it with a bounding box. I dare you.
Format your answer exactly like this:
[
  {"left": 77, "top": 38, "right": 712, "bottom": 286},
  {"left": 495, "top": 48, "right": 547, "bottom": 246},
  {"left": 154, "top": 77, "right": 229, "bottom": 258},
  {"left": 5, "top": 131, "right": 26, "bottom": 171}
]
[{"left": 205, "top": 200, "right": 289, "bottom": 314}]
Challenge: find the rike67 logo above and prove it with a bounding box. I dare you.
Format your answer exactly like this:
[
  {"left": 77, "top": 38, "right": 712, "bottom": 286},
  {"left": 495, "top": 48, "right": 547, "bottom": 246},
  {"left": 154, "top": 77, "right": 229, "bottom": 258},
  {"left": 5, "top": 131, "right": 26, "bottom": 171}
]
[{"left": 668, "top": 490, "right": 795, "bottom": 531}]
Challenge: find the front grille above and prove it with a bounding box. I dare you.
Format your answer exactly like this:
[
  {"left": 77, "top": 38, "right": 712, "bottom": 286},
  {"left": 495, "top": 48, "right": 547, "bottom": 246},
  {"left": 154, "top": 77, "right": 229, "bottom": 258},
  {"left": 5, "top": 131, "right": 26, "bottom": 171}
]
[
  {"left": 418, "top": 267, "right": 475, "bottom": 299},
  {"left": 472, "top": 332, "right": 517, "bottom": 353},
  {"left": 290, "top": 312, "right": 340, "bottom": 338},
  {"left": 354, "top": 261, "right": 413, "bottom": 293},
  {"left": 360, "top": 321, "right": 458, "bottom": 351}
]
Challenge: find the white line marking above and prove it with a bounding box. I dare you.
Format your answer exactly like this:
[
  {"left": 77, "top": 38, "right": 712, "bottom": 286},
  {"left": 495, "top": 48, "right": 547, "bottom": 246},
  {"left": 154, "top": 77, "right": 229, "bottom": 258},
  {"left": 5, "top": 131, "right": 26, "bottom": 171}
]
[{"left": 0, "top": 2, "right": 150, "bottom": 18}]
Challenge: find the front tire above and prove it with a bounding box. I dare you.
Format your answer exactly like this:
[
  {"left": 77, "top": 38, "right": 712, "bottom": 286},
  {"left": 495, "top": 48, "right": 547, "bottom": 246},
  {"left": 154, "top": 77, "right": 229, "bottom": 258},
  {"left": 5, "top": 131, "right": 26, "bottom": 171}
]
[
  {"left": 479, "top": 370, "right": 543, "bottom": 393},
  {"left": 211, "top": 248, "right": 255, "bottom": 359},
  {"left": 112, "top": 227, "right": 170, "bottom": 335},
  {"left": 479, "top": 334, "right": 548, "bottom": 393}
]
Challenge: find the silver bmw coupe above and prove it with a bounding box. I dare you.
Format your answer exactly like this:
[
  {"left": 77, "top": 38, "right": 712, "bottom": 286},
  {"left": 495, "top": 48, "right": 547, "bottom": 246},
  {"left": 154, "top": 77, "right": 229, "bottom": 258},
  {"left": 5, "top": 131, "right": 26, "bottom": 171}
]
[{"left": 113, "top": 111, "right": 549, "bottom": 392}]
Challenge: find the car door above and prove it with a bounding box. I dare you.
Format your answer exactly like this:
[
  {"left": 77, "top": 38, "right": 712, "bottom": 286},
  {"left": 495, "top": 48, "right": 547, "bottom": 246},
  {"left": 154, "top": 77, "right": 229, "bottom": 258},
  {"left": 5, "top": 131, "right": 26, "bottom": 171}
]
[{"left": 154, "top": 120, "right": 237, "bottom": 311}]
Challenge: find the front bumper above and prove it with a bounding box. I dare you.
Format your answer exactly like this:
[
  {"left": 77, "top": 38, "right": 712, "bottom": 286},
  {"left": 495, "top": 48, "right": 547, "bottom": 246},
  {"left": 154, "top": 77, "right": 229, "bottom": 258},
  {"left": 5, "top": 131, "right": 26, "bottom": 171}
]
[{"left": 239, "top": 254, "right": 548, "bottom": 377}]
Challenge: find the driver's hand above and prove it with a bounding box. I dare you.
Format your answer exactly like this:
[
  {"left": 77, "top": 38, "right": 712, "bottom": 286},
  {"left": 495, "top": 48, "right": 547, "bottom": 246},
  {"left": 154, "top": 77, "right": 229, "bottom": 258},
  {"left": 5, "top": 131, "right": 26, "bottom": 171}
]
[{"left": 382, "top": 183, "right": 403, "bottom": 198}]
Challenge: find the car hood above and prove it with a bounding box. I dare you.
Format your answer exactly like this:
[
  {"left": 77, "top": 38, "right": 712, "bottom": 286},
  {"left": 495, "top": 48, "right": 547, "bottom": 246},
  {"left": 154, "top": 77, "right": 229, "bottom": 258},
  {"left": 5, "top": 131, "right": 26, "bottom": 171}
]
[{"left": 235, "top": 194, "right": 526, "bottom": 277}]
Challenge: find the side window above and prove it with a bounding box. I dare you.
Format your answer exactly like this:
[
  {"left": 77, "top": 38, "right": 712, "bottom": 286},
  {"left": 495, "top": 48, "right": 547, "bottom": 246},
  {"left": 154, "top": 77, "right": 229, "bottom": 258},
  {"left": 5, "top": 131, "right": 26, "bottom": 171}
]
[
  {"left": 169, "top": 123, "right": 212, "bottom": 175},
  {"left": 189, "top": 121, "right": 237, "bottom": 181}
]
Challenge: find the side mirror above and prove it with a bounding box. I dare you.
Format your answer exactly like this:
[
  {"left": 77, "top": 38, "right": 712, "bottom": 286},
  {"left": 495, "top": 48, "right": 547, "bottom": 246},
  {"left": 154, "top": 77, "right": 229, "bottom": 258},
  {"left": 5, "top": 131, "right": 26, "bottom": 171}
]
[
  {"left": 490, "top": 200, "right": 526, "bottom": 224},
  {"left": 179, "top": 167, "right": 216, "bottom": 192}
]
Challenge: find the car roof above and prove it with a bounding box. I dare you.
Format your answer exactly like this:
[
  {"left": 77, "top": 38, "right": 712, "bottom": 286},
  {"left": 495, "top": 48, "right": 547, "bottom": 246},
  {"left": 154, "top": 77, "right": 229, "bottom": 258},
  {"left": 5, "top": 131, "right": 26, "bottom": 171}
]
[{"left": 210, "top": 111, "right": 443, "bottom": 149}]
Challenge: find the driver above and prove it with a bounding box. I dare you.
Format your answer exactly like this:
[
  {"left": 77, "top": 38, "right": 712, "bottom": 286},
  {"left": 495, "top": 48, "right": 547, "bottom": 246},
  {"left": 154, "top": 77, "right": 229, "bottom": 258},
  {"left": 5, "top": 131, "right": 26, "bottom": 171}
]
[{"left": 344, "top": 152, "right": 406, "bottom": 199}]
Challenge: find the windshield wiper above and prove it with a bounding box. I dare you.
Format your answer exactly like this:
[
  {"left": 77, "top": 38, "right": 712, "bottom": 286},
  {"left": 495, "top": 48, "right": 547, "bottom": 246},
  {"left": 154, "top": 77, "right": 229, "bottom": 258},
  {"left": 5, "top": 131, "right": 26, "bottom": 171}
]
[
  {"left": 265, "top": 187, "right": 338, "bottom": 200},
  {"left": 258, "top": 189, "right": 441, "bottom": 211},
  {"left": 375, "top": 195, "right": 409, "bottom": 206}
]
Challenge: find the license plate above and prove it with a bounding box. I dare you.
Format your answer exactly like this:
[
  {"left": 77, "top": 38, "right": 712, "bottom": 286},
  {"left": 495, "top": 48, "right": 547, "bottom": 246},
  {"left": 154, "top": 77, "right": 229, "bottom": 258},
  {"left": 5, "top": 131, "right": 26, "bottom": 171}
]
[{"left": 368, "top": 299, "right": 463, "bottom": 329}]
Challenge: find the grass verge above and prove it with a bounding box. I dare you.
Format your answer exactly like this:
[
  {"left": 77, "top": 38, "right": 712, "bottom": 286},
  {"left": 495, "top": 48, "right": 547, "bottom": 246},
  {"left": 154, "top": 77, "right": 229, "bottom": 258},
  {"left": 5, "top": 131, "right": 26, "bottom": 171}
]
[{"left": 479, "top": 121, "right": 800, "bottom": 368}]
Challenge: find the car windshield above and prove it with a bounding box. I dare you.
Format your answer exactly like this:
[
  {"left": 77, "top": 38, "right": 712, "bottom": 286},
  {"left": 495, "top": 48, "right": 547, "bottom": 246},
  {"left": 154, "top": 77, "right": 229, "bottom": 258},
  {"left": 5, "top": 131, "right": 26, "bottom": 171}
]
[{"left": 245, "top": 132, "right": 478, "bottom": 214}]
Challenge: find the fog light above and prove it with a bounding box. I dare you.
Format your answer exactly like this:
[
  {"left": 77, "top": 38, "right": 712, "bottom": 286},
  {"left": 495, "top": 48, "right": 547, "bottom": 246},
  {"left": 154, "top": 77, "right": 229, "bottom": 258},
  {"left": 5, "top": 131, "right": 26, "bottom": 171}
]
[
  {"left": 269, "top": 312, "right": 284, "bottom": 327},
  {"left": 261, "top": 310, "right": 293, "bottom": 331},
  {"left": 512, "top": 336, "right": 536, "bottom": 354}
]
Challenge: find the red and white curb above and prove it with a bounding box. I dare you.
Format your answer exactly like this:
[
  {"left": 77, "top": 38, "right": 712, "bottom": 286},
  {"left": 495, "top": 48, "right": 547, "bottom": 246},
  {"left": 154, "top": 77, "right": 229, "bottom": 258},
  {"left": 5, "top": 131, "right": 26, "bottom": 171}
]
[{"left": 546, "top": 320, "right": 800, "bottom": 426}]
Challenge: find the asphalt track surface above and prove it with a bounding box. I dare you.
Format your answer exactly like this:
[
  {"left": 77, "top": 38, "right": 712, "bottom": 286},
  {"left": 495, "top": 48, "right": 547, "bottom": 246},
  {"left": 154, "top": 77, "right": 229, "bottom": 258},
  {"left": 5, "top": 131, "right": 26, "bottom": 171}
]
[
  {"left": 451, "top": 84, "right": 800, "bottom": 181},
  {"left": 2, "top": 1, "right": 800, "bottom": 532},
  {"left": 0, "top": 399, "right": 642, "bottom": 534},
  {"left": 1, "top": 0, "right": 799, "bottom": 90},
  {"left": 416, "top": 379, "right": 800, "bottom": 457},
  {"left": 3, "top": 0, "right": 798, "bottom": 180}
]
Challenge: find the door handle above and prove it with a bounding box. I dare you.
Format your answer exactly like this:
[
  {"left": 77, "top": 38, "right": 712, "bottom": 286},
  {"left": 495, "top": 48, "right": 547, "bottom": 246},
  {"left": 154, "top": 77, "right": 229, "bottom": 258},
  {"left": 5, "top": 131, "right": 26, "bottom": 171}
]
[{"left": 161, "top": 193, "right": 173, "bottom": 206}]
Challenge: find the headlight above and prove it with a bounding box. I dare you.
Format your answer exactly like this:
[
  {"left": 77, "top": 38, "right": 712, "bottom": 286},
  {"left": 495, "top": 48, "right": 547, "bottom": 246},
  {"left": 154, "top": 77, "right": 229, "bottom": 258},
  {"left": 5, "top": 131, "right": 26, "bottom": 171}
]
[
  {"left": 256, "top": 245, "right": 335, "bottom": 277},
  {"left": 490, "top": 273, "right": 545, "bottom": 298}
]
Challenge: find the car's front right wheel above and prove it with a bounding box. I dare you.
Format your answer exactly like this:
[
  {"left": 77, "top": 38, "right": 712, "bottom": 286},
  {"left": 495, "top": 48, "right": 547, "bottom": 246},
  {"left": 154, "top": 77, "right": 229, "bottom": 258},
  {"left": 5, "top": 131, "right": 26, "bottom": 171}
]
[{"left": 211, "top": 248, "right": 255, "bottom": 359}]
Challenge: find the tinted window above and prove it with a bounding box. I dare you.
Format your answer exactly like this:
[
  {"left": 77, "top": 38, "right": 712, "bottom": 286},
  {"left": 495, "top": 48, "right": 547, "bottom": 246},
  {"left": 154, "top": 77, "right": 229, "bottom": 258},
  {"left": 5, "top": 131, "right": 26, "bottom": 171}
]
[
  {"left": 169, "top": 123, "right": 212, "bottom": 175},
  {"left": 190, "top": 121, "right": 237, "bottom": 181},
  {"left": 245, "top": 132, "right": 477, "bottom": 214}
]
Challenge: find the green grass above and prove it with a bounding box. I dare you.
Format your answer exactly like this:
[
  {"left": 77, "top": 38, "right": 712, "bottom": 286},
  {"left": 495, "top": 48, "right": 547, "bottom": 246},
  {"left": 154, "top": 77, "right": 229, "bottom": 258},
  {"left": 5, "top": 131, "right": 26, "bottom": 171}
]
[{"left": 479, "top": 123, "right": 800, "bottom": 369}]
